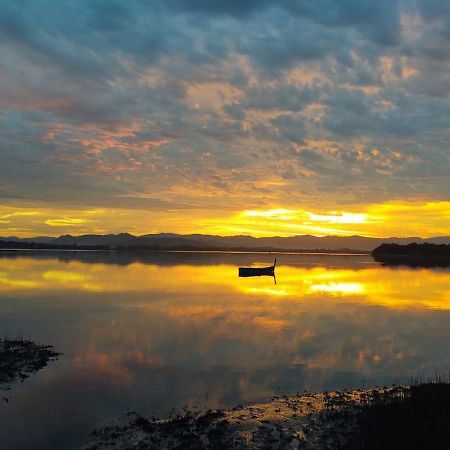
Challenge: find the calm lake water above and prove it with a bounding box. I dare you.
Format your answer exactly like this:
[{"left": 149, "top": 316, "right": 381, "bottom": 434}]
[{"left": 1, "top": 251, "right": 450, "bottom": 449}]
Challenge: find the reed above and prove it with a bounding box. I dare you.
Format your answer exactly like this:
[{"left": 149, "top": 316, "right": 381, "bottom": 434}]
[{"left": 343, "top": 377, "right": 450, "bottom": 449}]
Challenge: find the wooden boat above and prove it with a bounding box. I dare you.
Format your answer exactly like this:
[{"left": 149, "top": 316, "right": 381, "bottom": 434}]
[{"left": 239, "top": 258, "right": 277, "bottom": 277}]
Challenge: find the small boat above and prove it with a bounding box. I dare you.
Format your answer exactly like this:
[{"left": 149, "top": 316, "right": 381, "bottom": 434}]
[{"left": 239, "top": 258, "right": 277, "bottom": 277}]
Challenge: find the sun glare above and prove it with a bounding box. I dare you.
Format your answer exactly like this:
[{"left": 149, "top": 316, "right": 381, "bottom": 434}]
[
  {"left": 244, "top": 209, "right": 297, "bottom": 219},
  {"left": 309, "top": 282, "right": 365, "bottom": 295},
  {"left": 306, "top": 212, "right": 367, "bottom": 224},
  {"left": 0, "top": 201, "right": 449, "bottom": 238}
]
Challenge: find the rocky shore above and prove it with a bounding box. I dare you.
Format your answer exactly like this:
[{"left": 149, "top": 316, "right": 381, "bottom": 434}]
[
  {"left": 0, "top": 337, "right": 60, "bottom": 395},
  {"left": 83, "top": 385, "right": 417, "bottom": 450}
]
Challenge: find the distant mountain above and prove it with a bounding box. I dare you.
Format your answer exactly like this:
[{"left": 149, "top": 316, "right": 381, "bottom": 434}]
[
  {"left": 1, "top": 233, "right": 449, "bottom": 251},
  {"left": 2, "top": 236, "right": 55, "bottom": 244},
  {"left": 53, "top": 233, "right": 136, "bottom": 247}
]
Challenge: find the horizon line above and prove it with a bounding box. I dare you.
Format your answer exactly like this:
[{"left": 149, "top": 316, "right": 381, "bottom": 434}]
[{"left": 1, "top": 232, "right": 449, "bottom": 240}]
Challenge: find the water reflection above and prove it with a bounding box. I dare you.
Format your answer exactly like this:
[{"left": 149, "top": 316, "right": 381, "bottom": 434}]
[
  {"left": 1, "top": 254, "right": 449, "bottom": 310},
  {"left": 0, "top": 252, "right": 449, "bottom": 449}
]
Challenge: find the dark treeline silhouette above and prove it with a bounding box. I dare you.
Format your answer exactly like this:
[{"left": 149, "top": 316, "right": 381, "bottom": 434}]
[
  {"left": 0, "top": 240, "right": 109, "bottom": 251},
  {"left": 0, "top": 239, "right": 366, "bottom": 254},
  {"left": 2, "top": 232, "right": 450, "bottom": 251},
  {"left": 372, "top": 243, "right": 450, "bottom": 267}
]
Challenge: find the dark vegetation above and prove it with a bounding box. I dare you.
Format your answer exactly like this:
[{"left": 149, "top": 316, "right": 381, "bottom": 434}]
[
  {"left": 345, "top": 381, "right": 450, "bottom": 450},
  {"left": 0, "top": 239, "right": 367, "bottom": 254},
  {"left": 372, "top": 243, "right": 450, "bottom": 266},
  {"left": 0, "top": 240, "right": 110, "bottom": 250},
  {"left": 0, "top": 336, "right": 60, "bottom": 390},
  {"left": 373, "top": 242, "right": 450, "bottom": 256}
]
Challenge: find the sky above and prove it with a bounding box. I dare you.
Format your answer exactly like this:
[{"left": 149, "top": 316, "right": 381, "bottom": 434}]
[{"left": 0, "top": 0, "right": 449, "bottom": 238}]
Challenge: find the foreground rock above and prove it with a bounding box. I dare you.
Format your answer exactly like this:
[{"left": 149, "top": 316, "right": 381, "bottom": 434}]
[
  {"left": 83, "top": 386, "right": 411, "bottom": 450},
  {"left": 0, "top": 338, "right": 60, "bottom": 392}
]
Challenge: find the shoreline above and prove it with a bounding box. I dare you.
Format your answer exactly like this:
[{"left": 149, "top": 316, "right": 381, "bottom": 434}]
[
  {"left": 0, "top": 248, "right": 370, "bottom": 256},
  {"left": 82, "top": 385, "right": 414, "bottom": 450}
]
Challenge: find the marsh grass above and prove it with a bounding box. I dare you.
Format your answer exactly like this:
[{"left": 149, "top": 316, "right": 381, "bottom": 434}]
[{"left": 344, "top": 377, "right": 450, "bottom": 450}]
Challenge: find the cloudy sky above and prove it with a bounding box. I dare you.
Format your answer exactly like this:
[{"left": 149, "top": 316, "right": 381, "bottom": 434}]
[{"left": 0, "top": 0, "right": 449, "bottom": 237}]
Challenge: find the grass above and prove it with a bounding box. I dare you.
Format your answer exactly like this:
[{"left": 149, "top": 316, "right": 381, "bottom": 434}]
[{"left": 345, "top": 378, "right": 450, "bottom": 450}]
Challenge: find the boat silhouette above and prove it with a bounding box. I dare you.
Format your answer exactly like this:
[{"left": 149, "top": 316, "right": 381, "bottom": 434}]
[{"left": 238, "top": 258, "right": 277, "bottom": 277}]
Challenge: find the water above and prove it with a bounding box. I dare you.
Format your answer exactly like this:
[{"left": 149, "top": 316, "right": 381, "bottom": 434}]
[{"left": 0, "top": 251, "right": 449, "bottom": 449}]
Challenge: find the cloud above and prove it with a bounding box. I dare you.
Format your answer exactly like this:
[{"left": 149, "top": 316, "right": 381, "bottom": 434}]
[
  {"left": 0, "top": 0, "right": 449, "bottom": 236},
  {"left": 45, "top": 217, "right": 94, "bottom": 227}
]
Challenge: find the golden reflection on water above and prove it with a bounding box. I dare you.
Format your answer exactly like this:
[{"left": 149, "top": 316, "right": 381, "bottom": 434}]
[
  {"left": 0, "top": 256, "right": 449, "bottom": 310},
  {"left": 1, "top": 254, "right": 450, "bottom": 450}
]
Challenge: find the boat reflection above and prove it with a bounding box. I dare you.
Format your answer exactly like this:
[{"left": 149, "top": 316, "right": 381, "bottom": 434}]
[{"left": 0, "top": 254, "right": 449, "bottom": 310}]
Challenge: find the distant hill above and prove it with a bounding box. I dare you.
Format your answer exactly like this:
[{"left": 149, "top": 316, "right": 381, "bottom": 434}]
[{"left": 1, "top": 233, "right": 449, "bottom": 251}]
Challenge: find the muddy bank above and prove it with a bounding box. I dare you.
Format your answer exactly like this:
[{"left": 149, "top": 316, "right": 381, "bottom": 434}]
[
  {"left": 0, "top": 338, "right": 60, "bottom": 393},
  {"left": 83, "top": 385, "right": 426, "bottom": 450}
]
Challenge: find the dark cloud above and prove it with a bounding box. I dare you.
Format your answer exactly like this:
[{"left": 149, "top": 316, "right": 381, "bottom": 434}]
[
  {"left": 162, "top": 0, "right": 274, "bottom": 17},
  {"left": 164, "top": 0, "right": 400, "bottom": 46}
]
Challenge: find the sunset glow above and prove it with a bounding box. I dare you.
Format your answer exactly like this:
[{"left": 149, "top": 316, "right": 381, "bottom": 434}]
[
  {"left": 1, "top": 2, "right": 450, "bottom": 448},
  {"left": 0, "top": 0, "right": 449, "bottom": 239},
  {"left": 0, "top": 201, "right": 449, "bottom": 238},
  {"left": 1, "top": 258, "right": 449, "bottom": 310}
]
